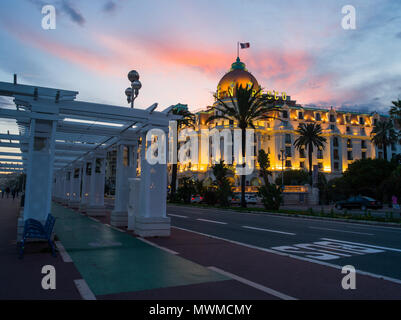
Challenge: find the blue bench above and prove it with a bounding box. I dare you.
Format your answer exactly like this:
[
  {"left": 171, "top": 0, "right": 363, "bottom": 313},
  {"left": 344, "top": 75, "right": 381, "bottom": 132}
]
[{"left": 19, "top": 214, "right": 57, "bottom": 258}]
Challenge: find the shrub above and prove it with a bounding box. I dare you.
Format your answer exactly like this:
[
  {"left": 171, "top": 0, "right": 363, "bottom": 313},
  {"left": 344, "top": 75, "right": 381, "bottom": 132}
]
[{"left": 258, "top": 183, "right": 282, "bottom": 210}]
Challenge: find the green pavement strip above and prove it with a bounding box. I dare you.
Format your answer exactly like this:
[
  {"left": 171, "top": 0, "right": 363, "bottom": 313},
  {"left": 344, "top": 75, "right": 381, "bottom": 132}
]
[{"left": 52, "top": 203, "right": 227, "bottom": 296}]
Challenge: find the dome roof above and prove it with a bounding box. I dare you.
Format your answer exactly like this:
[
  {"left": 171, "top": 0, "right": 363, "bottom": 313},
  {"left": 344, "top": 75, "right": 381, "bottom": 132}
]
[{"left": 217, "top": 58, "right": 259, "bottom": 98}]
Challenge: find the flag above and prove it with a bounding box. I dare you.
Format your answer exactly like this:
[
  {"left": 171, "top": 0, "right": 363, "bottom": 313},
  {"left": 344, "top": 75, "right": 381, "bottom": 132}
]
[{"left": 240, "top": 42, "right": 250, "bottom": 49}]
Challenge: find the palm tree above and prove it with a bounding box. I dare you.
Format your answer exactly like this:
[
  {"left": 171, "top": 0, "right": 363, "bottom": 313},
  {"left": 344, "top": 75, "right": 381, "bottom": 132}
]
[
  {"left": 370, "top": 120, "right": 397, "bottom": 161},
  {"left": 390, "top": 99, "right": 401, "bottom": 127},
  {"left": 390, "top": 99, "right": 401, "bottom": 143},
  {"left": 293, "top": 123, "right": 327, "bottom": 176},
  {"left": 206, "top": 84, "right": 278, "bottom": 207},
  {"left": 169, "top": 107, "right": 195, "bottom": 199}
]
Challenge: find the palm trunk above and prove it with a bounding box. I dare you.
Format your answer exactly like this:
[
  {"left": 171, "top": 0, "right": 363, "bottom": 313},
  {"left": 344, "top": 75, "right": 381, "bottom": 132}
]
[
  {"left": 170, "top": 163, "right": 177, "bottom": 198},
  {"left": 308, "top": 144, "right": 313, "bottom": 177},
  {"left": 383, "top": 143, "right": 388, "bottom": 161},
  {"left": 241, "top": 128, "right": 247, "bottom": 208}
]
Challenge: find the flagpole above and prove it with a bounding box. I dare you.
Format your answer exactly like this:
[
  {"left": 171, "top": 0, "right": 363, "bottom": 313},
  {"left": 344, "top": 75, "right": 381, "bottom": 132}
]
[{"left": 237, "top": 42, "right": 239, "bottom": 59}]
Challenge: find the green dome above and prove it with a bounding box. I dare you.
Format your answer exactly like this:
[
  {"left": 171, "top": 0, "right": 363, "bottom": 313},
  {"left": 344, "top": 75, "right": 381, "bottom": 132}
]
[{"left": 230, "top": 57, "right": 246, "bottom": 71}]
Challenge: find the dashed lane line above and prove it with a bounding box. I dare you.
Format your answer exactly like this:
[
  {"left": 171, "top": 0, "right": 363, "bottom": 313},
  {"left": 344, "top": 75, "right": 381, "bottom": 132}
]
[
  {"left": 242, "top": 225, "right": 296, "bottom": 236},
  {"left": 309, "top": 226, "right": 374, "bottom": 236},
  {"left": 197, "top": 218, "right": 227, "bottom": 225}
]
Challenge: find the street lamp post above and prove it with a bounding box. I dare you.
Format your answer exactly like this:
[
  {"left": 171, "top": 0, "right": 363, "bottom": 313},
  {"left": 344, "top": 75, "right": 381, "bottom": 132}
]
[
  {"left": 125, "top": 70, "right": 142, "bottom": 108},
  {"left": 278, "top": 148, "right": 286, "bottom": 189}
]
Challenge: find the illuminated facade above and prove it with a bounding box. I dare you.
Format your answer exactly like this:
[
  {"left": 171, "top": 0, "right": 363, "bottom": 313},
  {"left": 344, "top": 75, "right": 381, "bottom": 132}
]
[{"left": 176, "top": 58, "right": 400, "bottom": 189}]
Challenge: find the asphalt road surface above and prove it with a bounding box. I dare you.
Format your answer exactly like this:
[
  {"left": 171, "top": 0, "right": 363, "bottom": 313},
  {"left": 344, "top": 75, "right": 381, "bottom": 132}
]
[{"left": 166, "top": 205, "right": 401, "bottom": 282}]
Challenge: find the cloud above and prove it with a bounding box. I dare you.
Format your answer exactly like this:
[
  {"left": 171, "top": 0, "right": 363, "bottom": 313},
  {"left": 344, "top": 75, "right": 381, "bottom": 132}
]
[
  {"left": 25, "top": 0, "right": 85, "bottom": 26},
  {"left": 103, "top": 1, "right": 117, "bottom": 13},
  {"left": 60, "top": 0, "right": 85, "bottom": 26},
  {"left": 396, "top": 32, "right": 401, "bottom": 39}
]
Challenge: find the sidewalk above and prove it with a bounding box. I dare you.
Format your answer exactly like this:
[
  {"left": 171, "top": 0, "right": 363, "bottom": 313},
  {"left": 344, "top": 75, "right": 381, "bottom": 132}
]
[
  {"left": 0, "top": 199, "right": 278, "bottom": 299},
  {"left": 0, "top": 198, "right": 82, "bottom": 299}
]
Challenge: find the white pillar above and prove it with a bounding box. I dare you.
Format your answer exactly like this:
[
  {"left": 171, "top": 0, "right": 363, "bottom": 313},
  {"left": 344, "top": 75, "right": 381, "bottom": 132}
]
[
  {"left": 79, "top": 159, "right": 91, "bottom": 212},
  {"left": 86, "top": 151, "right": 106, "bottom": 216},
  {"left": 133, "top": 132, "right": 170, "bottom": 237},
  {"left": 68, "top": 161, "right": 82, "bottom": 209},
  {"left": 127, "top": 177, "right": 141, "bottom": 230},
  {"left": 23, "top": 118, "right": 57, "bottom": 224},
  {"left": 111, "top": 141, "right": 138, "bottom": 227}
]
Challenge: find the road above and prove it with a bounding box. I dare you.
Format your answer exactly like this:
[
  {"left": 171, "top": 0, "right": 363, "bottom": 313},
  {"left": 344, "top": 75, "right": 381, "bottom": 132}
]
[{"left": 166, "top": 204, "right": 401, "bottom": 281}]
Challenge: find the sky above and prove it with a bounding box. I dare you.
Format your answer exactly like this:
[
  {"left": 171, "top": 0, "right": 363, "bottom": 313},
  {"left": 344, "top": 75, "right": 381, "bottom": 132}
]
[{"left": 0, "top": 0, "right": 401, "bottom": 116}]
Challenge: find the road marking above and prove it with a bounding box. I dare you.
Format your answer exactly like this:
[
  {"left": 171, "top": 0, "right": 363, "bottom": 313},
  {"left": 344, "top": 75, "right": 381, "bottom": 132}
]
[
  {"left": 171, "top": 226, "right": 401, "bottom": 285},
  {"left": 208, "top": 266, "right": 297, "bottom": 300},
  {"left": 74, "top": 279, "right": 96, "bottom": 300},
  {"left": 110, "top": 226, "right": 125, "bottom": 232},
  {"left": 88, "top": 217, "right": 99, "bottom": 222},
  {"left": 137, "top": 237, "right": 179, "bottom": 255},
  {"left": 168, "top": 214, "right": 188, "bottom": 218},
  {"left": 322, "top": 238, "right": 401, "bottom": 253},
  {"left": 55, "top": 241, "right": 72, "bottom": 262},
  {"left": 243, "top": 225, "right": 295, "bottom": 235},
  {"left": 309, "top": 226, "right": 374, "bottom": 236},
  {"left": 167, "top": 204, "right": 401, "bottom": 231},
  {"left": 197, "top": 218, "right": 227, "bottom": 225}
]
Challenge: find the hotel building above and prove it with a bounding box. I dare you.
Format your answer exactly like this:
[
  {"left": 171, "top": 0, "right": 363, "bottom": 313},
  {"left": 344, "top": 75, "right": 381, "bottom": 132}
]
[{"left": 175, "top": 58, "right": 400, "bottom": 190}]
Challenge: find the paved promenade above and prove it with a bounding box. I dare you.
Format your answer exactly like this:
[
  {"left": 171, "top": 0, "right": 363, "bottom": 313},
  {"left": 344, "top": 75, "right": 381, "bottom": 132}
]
[{"left": 0, "top": 199, "right": 277, "bottom": 299}]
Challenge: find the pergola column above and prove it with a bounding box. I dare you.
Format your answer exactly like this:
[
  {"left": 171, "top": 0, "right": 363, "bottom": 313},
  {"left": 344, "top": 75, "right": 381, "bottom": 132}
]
[
  {"left": 133, "top": 132, "right": 170, "bottom": 237},
  {"left": 23, "top": 117, "right": 57, "bottom": 224},
  {"left": 79, "top": 159, "right": 91, "bottom": 212},
  {"left": 111, "top": 140, "right": 138, "bottom": 227},
  {"left": 62, "top": 167, "right": 72, "bottom": 205},
  {"left": 68, "top": 161, "right": 82, "bottom": 209},
  {"left": 86, "top": 151, "right": 106, "bottom": 216}
]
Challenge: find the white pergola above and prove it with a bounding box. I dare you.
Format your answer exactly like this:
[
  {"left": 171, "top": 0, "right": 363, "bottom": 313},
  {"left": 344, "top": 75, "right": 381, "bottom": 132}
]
[{"left": 0, "top": 80, "right": 179, "bottom": 238}]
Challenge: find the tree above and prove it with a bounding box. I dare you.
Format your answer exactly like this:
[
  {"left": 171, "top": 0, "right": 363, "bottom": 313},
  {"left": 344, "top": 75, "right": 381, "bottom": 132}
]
[
  {"left": 257, "top": 149, "right": 282, "bottom": 210},
  {"left": 258, "top": 183, "right": 282, "bottom": 210},
  {"left": 212, "top": 160, "right": 233, "bottom": 207},
  {"left": 274, "top": 169, "right": 310, "bottom": 186},
  {"left": 330, "top": 158, "right": 396, "bottom": 200},
  {"left": 293, "top": 123, "right": 327, "bottom": 176},
  {"left": 177, "top": 177, "right": 196, "bottom": 203},
  {"left": 206, "top": 84, "right": 278, "bottom": 207},
  {"left": 370, "top": 120, "right": 397, "bottom": 161},
  {"left": 390, "top": 99, "right": 401, "bottom": 127},
  {"left": 389, "top": 99, "right": 401, "bottom": 144},
  {"left": 169, "top": 106, "right": 195, "bottom": 199},
  {"left": 257, "top": 149, "right": 271, "bottom": 186}
]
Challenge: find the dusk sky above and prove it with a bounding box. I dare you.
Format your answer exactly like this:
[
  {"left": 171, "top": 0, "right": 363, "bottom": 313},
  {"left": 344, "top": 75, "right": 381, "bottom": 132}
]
[{"left": 0, "top": 0, "right": 401, "bottom": 116}]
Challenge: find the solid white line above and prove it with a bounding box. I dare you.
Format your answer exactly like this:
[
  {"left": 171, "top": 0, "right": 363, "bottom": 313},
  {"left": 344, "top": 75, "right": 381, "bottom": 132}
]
[
  {"left": 172, "top": 226, "right": 401, "bottom": 285},
  {"left": 88, "top": 217, "right": 98, "bottom": 222},
  {"left": 168, "top": 214, "right": 188, "bottom": 218},
  {"left": 137, "top": 237, "right": 179, "bottom": 255},
  {"left": 111, "top": 226, "right": 125, "bottom": 232},
  {"left": 197, "top": 218, "right": 227, "bottom": 225},
  {"left": 321, "top": 238, "right": 401, "bottom": 253},
  {"left": 74, "top": 279, "right": 96, "bottom": 300},
  {"left": 208, "top": 266, "right": 297, "bottom": 300},
  {"left": 309, "top": 226, "right": 374, "bottom": 236},
  {"left": 55, "top": 241, "right": 72, "bottom": 263},
  {"left": 243, "top": 225, "right": 296, "bottom": 235}
]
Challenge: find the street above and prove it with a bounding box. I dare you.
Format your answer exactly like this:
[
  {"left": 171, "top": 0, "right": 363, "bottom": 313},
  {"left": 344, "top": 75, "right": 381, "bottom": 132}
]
[{"left": 165, "top": 204, "right": 401, "bottom": 282}]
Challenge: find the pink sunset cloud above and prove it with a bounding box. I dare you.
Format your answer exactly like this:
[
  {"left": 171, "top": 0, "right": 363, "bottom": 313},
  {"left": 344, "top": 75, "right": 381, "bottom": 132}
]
[{"left": 5, "top": 23, "right": 346, "bottom": 108}]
